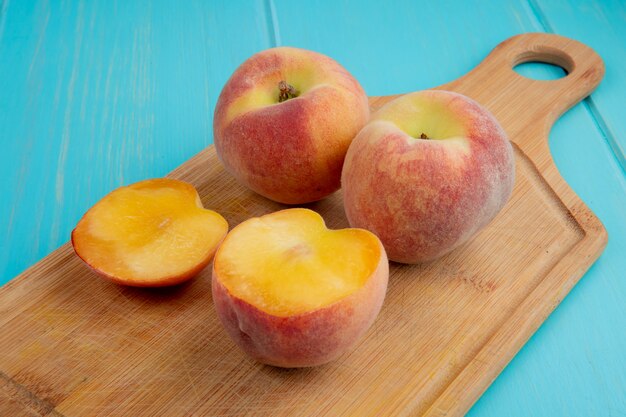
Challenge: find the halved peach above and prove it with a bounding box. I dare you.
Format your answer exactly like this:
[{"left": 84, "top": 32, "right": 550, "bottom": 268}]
[
  {"left": 71, "top": 178, "right": 228, "bottom": 287},
  {"left": 212, "top": 208, "right": 389, "bottom": 368}
]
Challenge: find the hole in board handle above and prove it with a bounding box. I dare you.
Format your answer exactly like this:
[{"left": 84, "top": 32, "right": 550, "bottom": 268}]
[
  {"left": 513, "top": 62, "right": 567, "bottom": 80},
  {"left": 511, "top": 46, "right": 574, "bottom": 81}
]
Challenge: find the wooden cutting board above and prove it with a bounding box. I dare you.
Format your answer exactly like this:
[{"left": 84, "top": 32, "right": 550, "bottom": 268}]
[{"left": 0, "top": 33, "right": 607, "bottom": 417}]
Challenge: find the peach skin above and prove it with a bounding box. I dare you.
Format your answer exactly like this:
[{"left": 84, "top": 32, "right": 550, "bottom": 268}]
[
  {"left": 214, "top": 47, "right": 369, "bottom": 204},
  {"left": 342, "top": 90, "right": 515, "bottom": 264}
]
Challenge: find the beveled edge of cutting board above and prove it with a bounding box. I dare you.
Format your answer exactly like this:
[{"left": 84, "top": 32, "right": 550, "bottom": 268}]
[
  {"left": 376, "top": 33, "right": 608, "bottom": 415},
  {"left": 422, "top": 147, "right": 608, "bottom": 416},
  {"left": 167, "top": 138, "right": 608, "bottom": 416}
]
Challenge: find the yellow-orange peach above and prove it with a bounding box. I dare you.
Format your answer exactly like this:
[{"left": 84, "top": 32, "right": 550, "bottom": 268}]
[
  {"left": 212, "top": 208, "right": 388, "bottom": 368},
  {"left": 72, "top": 178, "right": 228, "bottom": 287},
  {"left": 213, "top": 47, "right": 369, "bottom": 204},
  {"left": 342, "top": 90, "right": 515, "bottom": 263}
]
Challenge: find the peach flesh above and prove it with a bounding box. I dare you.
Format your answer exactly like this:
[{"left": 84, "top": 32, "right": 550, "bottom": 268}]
[
  {"left": 72, "top": 178, "right": 229, "bottom": 287},
  {"left": 212, "top": 208, "right": 389, "bottom": 367}
]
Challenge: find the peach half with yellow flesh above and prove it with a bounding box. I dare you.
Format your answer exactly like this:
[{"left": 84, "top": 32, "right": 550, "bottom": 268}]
[
  {"left": 72, "top": 178, "right": 228, "bottom": 287},
  {"left": 212, "top": 208, "right": 389, "bottom": 368}
]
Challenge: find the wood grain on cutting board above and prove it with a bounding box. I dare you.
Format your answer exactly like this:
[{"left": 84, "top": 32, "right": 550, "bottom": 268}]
[{"left": 0, "top": 34, "right": 607, "bottom": 416}]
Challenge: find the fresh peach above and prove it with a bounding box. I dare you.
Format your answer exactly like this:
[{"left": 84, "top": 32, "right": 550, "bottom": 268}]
[
  {"left": 213, "top": 47, "right": 369, "bottom": 204},
  {"left": 71, "top": 178, "right": 228, "bottom": 287},
  {"left": 342, "top": 90, "right": 515, "bottom": 263},
  {"left": 212, "top": 208, "right": 388, "bottom": 368}
]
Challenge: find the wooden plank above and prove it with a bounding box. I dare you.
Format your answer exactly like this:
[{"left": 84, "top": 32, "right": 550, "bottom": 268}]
[
  {"left": 1, "top": 0, "right": 623, "bottom": 415},
  {"left": 531, "top": 0, "right": 626, "bottom": 169},
  {"left": 271, "top": 0, "right": 552, "bottom": 95},
  {"left": 0, "top": 0, "right": 272, "bottom": 284},
  {"left": 0, "top": 34, "right": 607, "bottom": 416}
]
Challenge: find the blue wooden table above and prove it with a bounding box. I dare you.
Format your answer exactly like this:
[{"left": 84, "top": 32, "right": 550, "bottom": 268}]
[{"left": 1, "top": 1, "right": 624, "bottom": 415}]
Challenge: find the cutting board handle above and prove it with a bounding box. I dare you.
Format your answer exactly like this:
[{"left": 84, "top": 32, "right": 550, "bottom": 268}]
[
  {"left": 449, "top": 32, "right": 605, "bottom": 137},
  {"left": 370, "top": 33, "right": 604, "bottom": 156}
]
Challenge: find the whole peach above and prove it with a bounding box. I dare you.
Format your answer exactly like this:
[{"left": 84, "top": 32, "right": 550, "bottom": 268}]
[
  {"left": 213, "top": 47, "right": 369, "bottom": 204},
  {"left": 341, "top": 90, "right": 515, "bottom": 263}
]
